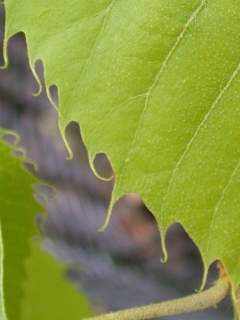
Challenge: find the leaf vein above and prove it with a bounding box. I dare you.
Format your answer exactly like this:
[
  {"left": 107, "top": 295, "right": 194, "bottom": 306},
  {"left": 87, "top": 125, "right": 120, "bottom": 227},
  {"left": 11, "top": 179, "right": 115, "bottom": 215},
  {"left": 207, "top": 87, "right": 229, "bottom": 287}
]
[
  {"left": 206, "top": 158, "right": 240, "bottom": 257},
  {"left": 160, "top": 61, "right": 240, "bottom": 214},
  {"left": 116, "top": 0, "right": 206, "bottom": 189},
  {"left": 60, "top": 0, "right": 117, "bottom": 119}
]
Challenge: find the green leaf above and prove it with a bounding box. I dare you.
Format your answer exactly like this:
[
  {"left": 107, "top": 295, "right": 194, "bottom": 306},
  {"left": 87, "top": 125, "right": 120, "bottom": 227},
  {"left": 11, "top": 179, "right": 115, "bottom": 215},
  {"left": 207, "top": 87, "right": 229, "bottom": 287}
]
[
  {"left": 21, "top": 242, "right": 93, "bottom": 320},
  {"left": 0, "top": 131, "right": 40, "bottom": 320},
  {"left": 4, "top": 0, "right": 240, "bottom": 295},
  {"left": 0, "top": 131, "right": 93, "bottom": 319}
]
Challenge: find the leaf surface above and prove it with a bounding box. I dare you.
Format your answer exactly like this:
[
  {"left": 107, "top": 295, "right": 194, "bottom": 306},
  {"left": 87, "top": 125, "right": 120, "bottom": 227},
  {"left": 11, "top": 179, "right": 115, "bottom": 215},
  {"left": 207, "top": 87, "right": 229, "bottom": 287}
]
[
  {"left": 0, "top": 131, "right": 92, "bottom": 319},
  {"left": 4, "top": 0, "right": 240, "bottom": 293}
]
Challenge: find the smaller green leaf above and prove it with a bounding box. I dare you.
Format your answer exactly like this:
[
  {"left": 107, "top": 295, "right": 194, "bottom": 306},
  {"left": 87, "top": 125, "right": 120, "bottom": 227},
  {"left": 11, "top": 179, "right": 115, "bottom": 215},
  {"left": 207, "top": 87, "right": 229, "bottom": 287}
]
[
  {"left": 0, "top": 131, "right": 93, "bottom": 319},
  {"left": 21, "top": 241, "right": 93, "bottom": 320}
]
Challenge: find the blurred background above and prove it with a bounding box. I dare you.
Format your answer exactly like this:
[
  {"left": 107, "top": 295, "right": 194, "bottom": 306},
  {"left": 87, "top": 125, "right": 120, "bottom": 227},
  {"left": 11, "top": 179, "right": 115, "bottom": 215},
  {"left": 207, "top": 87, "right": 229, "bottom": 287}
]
[{"left": 0, "top": 5, "right": 232, "bottom": 320}]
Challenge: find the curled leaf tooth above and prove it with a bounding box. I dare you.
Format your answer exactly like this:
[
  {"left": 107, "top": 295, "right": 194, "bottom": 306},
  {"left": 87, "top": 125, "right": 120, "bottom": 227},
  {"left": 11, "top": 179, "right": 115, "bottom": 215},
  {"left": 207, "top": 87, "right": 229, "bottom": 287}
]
[
  {"left": 31, "top": 65, "right": 43, "bottom": 97},
  {"left": 1, "top": 130, "right": 19, "bottom": 145},
  {"left": 0, "top": 22, "right": 8, "bottom": 70},
  {"left": 90, "top": 152, "right": 114, "bottom": 182},
  {"left": 59, "top": 125, "right": 74, "bottom": 161},
  {"left": 46, "top": 84, "right": 58, "bottom": 111},
  {"left": 160, "top": 228, "right": 168, "bottom": 264},
  {"left": 98, "top": 186, "right": 125, "bottom": 232}
]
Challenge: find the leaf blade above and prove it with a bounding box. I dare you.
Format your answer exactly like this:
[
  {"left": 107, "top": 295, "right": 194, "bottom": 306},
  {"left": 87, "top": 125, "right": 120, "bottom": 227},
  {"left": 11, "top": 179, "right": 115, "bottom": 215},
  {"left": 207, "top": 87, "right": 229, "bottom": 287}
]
[
  {"left": 5, "top": 0, "right": 240, "bottom": 297},
  {"left": 0, "top": 132, "right": 93, "bottom": 319}
]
